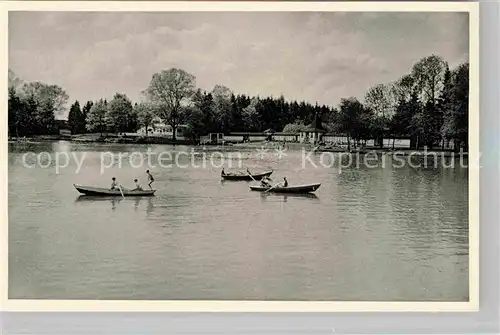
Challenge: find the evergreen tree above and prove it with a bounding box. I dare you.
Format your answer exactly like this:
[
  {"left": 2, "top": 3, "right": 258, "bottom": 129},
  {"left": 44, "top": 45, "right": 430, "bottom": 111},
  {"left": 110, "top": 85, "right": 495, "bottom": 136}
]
[
  {"left": 22, "top": 95, "right": 38, "bottom": 136},
  {"left": 437, "top": 66, "right": 453, "bottom": 149},
  {"left": 201, "top": 92, "right": 216, "bottom": 133},
  {"left": 81, "top": 101, "right": 93, "bottom": 133},
  {"left": 184, "top": 90, "right": 207, "bottom": 140},
  {"left": 67, "top": 100, "right": 82, "bottom": 134},
  {"left": 8, "top": 87, "right": 22, "bottom": 137},
  {"left": 448, "top": 62, "right": 469, "bottom": 151},
  {"left": 36, "top": 99, "right": 57, "bottom": 135}
]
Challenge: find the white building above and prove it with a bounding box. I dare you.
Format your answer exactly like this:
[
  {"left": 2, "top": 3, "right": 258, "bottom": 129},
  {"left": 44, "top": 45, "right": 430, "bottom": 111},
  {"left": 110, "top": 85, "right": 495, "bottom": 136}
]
[{"left": 137, "top": 117, "right": 188, "bottom": 139}]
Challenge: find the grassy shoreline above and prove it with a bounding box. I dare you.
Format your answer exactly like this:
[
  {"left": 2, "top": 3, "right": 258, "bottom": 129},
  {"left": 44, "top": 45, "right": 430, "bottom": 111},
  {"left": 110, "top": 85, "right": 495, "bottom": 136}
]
[
  {"left": 8, "top": 134, "right": 194, "bottom": 145},
  {"left": 8, "top": 135, "right": 468, "bottom": 157},
  {"left": 230, "top": 141, "right": 468, "bottom": 156}
]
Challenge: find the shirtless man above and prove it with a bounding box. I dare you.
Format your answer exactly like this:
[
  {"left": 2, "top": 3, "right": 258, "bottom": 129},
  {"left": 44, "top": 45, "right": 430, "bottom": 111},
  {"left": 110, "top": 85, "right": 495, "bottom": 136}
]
[{"left": 146, "top": 170, "right": 155, "bottom": 189}]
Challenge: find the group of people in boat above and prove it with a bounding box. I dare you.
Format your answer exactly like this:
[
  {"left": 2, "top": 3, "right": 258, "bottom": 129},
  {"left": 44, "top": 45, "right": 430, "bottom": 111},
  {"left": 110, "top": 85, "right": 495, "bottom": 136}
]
[
  {"left": 261, "top": 176, "right": 288, "bottom": 188},
  {"left": 221, "top": 168, "right": 288, "bottom": 188},
  {"left": 110, "top": 170, "right": 155, "bottom": 191}
]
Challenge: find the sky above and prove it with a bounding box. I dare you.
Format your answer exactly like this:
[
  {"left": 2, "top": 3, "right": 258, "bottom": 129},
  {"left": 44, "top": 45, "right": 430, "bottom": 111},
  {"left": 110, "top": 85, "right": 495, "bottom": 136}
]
[{"left": 9, "top": 11, "right": 469, "bottom": 118}]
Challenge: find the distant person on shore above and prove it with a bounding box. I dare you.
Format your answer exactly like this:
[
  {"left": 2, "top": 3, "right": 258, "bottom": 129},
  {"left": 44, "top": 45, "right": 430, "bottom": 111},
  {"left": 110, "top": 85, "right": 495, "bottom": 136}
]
[
  {"left": 282, "top": 177, "right": 288, "bottom": 187},
  {"left": 133, "top": 179, "right": 143, "bottom": 191},
  {"left": 146, "top": 170, "right": 154, "bottom": 189},
  {"left": 110, "top": 177, "right": 118, "bottom": 190}
]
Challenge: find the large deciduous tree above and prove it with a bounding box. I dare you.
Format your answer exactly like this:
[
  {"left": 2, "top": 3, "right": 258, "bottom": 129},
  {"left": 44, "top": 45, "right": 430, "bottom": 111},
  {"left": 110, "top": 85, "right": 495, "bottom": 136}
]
[
  {"left": 9, "top": 81, "right": 69, "bottom": 135},
  {"left": 364, "top": 83, "right": 395, "bottom": 147},
  {"left": 409, "top": 55, "right": 448, "bottom": 148},
  {"left": 106, "top": 93, "right": 134, "bottom": 134},
  {"left": 211, "top": 84, "right": 233, "bottom": 133},
  {"left": 337, "top": 97, "right": 370, "bottom": 150},
  {"left": 364, "top": 84, "right": 393, "bottom": 119},
  {"left": 411, "top": 54, "right": 447, "bottom": 104},
  {"left": 86, "top": 99, "right": 108, "bottom": 136},
  {"left": 8, "top": 69, "right": 24, "bottom": 93},
  {"left": 21, "top": 81, "right": 69, "bottom": 119},
  {"left": 391, "top": 74, "right": 415, "bottom": 103},
  {"left": 241, "top": 97, "right": 261, "bottom": 132},
  {"left": 184, "top": 90, "right": 206, "bottom": 141},
  {"left": 135, "top": 101, "right": 156, "bottom": 137},
  {"left": 441, "top": 62, "right": 469, "bottom": 151},
  {"left": 144, "top": 68, "right": 196, "bottom": 140}
]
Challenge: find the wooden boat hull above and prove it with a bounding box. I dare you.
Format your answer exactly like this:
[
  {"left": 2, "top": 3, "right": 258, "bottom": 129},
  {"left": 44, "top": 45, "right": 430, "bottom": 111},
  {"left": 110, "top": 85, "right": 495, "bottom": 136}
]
[
  {"left": 74, "top": 184, "right": 156, "bottom": 196},
  {"left": 260, "top": 192, "right": 319, "bottom": 200},
  {"left": 249, "top": 183, "right": 321, "bottom": 194},
  {"left": 221, "top": 170, "right": 273, "bottom": 181}
]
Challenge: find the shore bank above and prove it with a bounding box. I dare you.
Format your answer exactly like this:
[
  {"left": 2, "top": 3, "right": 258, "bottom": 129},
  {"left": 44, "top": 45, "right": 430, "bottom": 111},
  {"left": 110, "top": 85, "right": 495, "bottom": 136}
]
[
  {"left": 230, "top": 141, "right": 468, "bottom": 157},
  {"left": 8, "top": 135, "right": 468, "bottom": 157},
  {"left": 8, "top": 134, "right": 194, "bottom": 145}
]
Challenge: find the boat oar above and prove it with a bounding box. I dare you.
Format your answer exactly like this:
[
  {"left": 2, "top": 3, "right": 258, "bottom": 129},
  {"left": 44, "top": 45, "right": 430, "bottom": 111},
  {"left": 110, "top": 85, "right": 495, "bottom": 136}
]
[
  {"left": 264, "top": 182, "right": 282, "bottom": 193},
  {"left": 247, "top": 171, "right": 258, "bottom": 183},
  {"left": 118, "top": 185, "right": 125, "bottom": 198}
]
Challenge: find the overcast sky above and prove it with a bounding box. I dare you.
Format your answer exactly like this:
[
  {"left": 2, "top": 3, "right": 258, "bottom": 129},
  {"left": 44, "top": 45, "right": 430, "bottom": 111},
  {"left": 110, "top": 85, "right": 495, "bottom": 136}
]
[{"left": 9, "top": 11, "right": 468, "bottom": 115}]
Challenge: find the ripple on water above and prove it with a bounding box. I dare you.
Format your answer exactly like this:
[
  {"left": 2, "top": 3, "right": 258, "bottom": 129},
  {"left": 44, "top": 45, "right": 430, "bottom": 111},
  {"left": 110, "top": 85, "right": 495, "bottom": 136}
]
[{"left": 8, "top": 143, "right": 469, "bottom": 301}]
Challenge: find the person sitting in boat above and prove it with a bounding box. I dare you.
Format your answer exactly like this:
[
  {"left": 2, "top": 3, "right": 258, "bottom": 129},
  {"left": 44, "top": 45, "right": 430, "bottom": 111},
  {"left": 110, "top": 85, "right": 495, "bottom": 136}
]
[
  {"left": 282, "top": 177, "right": 288, "bottom": 187},
  {"left": 261, "top": 176, "right": 271, "bottom": 188},
  {"left": 110, "top": 177, "right": 118, "bottom": 190},
  {"left": 133, "top": 179, "right": 143, "bottom": 191}
]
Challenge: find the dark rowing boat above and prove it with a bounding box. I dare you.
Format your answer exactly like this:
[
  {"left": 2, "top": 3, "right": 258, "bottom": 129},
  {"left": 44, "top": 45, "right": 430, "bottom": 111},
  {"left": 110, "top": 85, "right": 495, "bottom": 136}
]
[
  {"left": 73, "top": 184, "right": 156, "bottom": 196},
  {"left": 221, "top": 170, "right": 273, "bottom": 181},
  {"left": 249, "top": 183, "right": 321, "bottom": 194}
]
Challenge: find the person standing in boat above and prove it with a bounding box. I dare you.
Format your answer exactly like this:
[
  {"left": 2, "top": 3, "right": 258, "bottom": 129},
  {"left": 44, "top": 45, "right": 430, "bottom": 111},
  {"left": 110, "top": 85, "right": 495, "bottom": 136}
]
[
  {"left": 221, "top": 168, "right": 226, "bottom": 176},
  {"left": 110, "top": 177, "right": 118, "bottom": 190},
  {"left": 146, "top": 170, "right": 154, "bottom": 189},
  {"left": 282, "top": 177, "right": 288, "bottom": 187}
]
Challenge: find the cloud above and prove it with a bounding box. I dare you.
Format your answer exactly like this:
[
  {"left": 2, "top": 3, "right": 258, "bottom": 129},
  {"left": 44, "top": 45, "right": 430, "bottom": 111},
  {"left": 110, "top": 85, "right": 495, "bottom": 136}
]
[{"left": 9, "top": 11, "right": 469, "bottom": 117}]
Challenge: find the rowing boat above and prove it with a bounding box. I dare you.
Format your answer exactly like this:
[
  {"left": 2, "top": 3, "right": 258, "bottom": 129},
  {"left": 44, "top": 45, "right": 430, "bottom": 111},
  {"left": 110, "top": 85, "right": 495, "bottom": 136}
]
[
  {"left": 249, "top": 183, "right": 321, "bottom": 194},
  {"left": 221, "top": 170, "right": 273, "bottom": 181},
  {"left": 73, "top": 184, "right": 156, "bottom": 196}
]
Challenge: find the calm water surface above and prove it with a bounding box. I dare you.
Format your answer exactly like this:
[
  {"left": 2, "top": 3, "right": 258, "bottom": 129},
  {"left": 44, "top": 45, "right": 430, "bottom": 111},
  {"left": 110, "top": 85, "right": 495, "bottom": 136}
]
[{"left": 8, "top": 141, "right": 468, "bottom": 301}]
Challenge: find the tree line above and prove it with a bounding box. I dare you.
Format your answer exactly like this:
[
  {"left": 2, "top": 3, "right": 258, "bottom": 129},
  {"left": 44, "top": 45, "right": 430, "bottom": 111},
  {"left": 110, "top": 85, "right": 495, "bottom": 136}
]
[
  {"left": 8, "top": 69, "right": 69, "bottom": 137},
  {"left": 336, "top": 55, "right": 469, "bottom": 151},
  {"left": 8, "top": 54, "right": 468, "bottom": 151}
]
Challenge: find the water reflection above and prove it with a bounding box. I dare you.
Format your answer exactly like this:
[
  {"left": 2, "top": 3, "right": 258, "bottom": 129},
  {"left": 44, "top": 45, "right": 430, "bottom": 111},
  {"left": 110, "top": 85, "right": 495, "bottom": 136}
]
[
  {"left": 74, "top": 195, "right": 154, "bottom": 212},
  {"left": 146, "top": 197, "right": 154, "bottom": 214},
  {"left": 259, "top": 192, "right": 319, "bottom": 200},
  {"left": 258, "top": 192, "right": 320, "bottom": 205},
  {"left": 8, "top": 141, "right": 52, "bottom": 153},
  {"left": 75, "top": 195, "right": 122, "bottom": 202},
  {"left": 9, "top": 142, "right": 469, "bottom": 301}
]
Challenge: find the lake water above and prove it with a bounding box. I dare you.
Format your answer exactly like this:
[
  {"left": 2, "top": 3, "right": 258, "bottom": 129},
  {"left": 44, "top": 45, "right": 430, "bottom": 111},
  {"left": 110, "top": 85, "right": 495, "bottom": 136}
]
[{"left": 8, "top": 141, "right": 469, "bottom": 301}]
